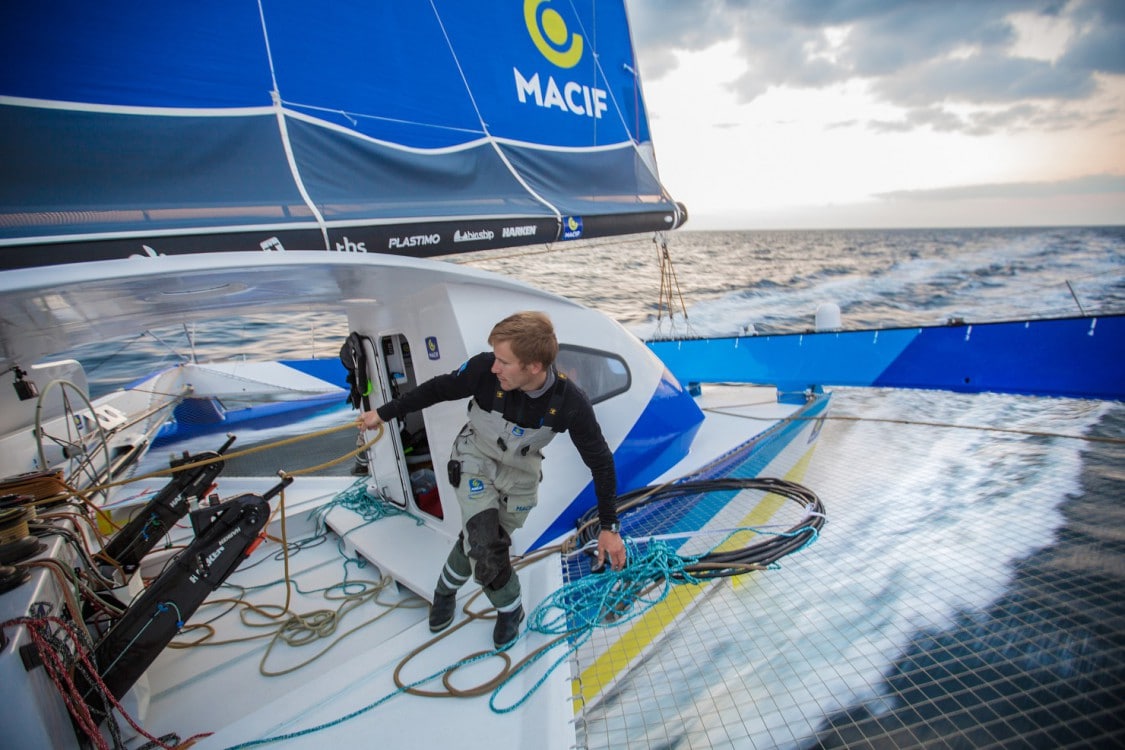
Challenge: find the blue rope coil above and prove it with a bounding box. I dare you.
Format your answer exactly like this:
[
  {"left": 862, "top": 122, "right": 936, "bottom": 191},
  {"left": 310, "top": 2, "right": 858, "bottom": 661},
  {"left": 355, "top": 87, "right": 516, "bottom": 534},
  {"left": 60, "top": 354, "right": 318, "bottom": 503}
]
[
  {"left": 489, "top": 537, "right": 701, "bottom": 713},
  {"left": 311, "top": 478, "right": 420, "bottom": 529}
]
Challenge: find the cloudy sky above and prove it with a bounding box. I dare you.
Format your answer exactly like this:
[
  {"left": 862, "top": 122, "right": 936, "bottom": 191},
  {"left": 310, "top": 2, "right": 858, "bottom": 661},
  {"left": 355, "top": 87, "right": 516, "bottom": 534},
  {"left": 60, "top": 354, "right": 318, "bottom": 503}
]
[{"left": 626, "top": 0, "right": 1125, "bottom": 230}]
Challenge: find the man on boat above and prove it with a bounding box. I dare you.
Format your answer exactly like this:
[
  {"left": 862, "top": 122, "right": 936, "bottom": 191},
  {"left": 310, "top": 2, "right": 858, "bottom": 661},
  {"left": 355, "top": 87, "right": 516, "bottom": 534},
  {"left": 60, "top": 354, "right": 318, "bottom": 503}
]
[{"left": 358, "top": 311, "right": 626, "bottom": 649}]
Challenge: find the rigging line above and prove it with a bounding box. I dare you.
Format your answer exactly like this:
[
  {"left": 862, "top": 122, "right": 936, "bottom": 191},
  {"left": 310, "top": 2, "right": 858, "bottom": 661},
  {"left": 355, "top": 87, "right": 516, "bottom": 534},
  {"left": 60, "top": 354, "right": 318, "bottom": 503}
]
[
  {"left": 256, "top": 1, "right": 328, "bottom": 250},
  {"left": 105, "top": 388, "right": 188, "bottom": 434},
  {"left": 701, "top": 406, "right": 1125, "bottom": 445},
  {"left": 427, "top": 0, "right": 563, "bottom": 226},
  {"left": 144, "top": 327, "right": 191, "bottom": 364},
  {"left": 184, "top": 322, "right": 197, "bottom": 364},
  {"left": 255, "top": 0, "right": 280, "bottom": 95},
  {"left": 1066, "top": 280, "right": 1088, "bottom": 315},
  {"left": 565, "top": 0, "right": 634, "bottom": 147},
  {"left": 1003, "top": 269, "right": 1112, "bottom": 301},
  {"left": 273, "top": 95, "right": 331, "bottom": 251},
  {"left": 77, "top": 331, "right": 163, "bottom": 378},
  {"left": 68, "top": 422, "right": 381, "bottom": 501},
  {"left": 275, "top": 99, "right": 487, "bottom": 136},
  {"left": 655, "top": 233, "right": 691, "bottom": 328}
]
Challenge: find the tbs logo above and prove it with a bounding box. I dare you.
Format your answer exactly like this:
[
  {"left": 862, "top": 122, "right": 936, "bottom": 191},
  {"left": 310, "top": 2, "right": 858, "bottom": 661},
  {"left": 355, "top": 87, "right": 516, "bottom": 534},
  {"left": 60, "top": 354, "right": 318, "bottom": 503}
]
[{"left": 335, "top": 236, "right": 367, "bottom": 253}]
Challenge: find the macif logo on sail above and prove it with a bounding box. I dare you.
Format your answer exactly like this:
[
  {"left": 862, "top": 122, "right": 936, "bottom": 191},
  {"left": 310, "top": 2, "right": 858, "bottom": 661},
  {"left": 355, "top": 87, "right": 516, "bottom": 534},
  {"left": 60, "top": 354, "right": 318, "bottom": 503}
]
[{"left": 514, "top": 0, "right": 607, "bottom": 119}]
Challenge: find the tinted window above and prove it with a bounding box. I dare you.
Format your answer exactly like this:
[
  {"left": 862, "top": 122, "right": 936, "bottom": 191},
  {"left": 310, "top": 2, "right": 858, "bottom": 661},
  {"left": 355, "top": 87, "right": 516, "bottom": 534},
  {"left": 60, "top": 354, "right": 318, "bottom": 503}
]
[{"left": 557, "top": 345, "right": 630, "bottom": 404}]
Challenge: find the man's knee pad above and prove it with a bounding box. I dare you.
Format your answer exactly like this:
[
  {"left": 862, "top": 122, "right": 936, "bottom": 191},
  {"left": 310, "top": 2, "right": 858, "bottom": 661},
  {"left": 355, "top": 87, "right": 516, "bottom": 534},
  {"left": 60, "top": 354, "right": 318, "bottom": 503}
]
[
  {"left": 465, "top": 509, "right": 512, "bottom": 589},
  {"left": 486, "top": 564, "right": 513, "bottom": 592}
]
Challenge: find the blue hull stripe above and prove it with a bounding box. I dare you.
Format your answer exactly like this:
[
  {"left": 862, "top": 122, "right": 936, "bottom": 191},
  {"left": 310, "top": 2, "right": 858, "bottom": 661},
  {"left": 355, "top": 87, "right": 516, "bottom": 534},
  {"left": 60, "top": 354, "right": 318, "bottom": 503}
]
[{"left": 648, "top": 314, "right": 1125, "bottom": 401}]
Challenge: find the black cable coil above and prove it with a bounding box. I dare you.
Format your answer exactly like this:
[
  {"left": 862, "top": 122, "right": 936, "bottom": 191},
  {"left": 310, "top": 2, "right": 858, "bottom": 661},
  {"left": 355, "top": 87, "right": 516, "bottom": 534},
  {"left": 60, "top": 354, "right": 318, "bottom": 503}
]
[{"left": 575, "top": 477, "right": 825, "bottom": 580}]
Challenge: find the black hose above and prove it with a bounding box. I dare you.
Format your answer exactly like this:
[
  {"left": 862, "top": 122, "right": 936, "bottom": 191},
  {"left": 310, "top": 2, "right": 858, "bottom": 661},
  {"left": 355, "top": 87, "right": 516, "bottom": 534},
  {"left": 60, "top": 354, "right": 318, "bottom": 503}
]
[{"left": 575, "top": 477, "right": 825, "bottom": 580}]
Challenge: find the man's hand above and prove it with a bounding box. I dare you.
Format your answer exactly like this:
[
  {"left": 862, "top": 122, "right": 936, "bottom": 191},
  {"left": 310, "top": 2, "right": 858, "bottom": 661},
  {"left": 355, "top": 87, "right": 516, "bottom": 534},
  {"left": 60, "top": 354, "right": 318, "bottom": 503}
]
[
  {"left": 358, "top": 410, "right": 383, "bottom": 430},
  {"left": 596, "top": 529, "right": 626, "bottom": 571}
]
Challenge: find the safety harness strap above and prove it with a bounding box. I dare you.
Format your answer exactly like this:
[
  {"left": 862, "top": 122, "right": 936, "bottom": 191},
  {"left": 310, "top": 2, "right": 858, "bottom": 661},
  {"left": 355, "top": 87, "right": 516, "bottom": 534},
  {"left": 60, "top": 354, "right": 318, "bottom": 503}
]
[{"left": 480, "top": 370, "right": 568, "bottom": 432}]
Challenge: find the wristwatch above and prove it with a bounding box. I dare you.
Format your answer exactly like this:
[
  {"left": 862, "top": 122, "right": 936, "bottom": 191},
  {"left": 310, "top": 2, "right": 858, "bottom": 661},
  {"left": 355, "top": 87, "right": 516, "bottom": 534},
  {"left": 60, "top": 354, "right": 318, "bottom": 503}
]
[{"left": 599, "top": 522, "right": 621, "bottom": 535}]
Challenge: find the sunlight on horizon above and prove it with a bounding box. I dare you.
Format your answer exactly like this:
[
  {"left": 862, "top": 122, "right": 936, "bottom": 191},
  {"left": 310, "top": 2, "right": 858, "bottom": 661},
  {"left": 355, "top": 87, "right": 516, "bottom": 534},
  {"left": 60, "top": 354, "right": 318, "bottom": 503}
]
[{"left": 640, "top": 29, "right": 1125, "bottom": 231}]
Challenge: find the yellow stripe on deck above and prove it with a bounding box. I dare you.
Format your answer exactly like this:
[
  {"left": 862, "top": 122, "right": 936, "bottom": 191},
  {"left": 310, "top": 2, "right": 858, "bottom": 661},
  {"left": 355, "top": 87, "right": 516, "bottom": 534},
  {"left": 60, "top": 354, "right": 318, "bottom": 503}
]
[
  {"left": 573, "top": 444, "right": 819, "bottom": 707},
  {"left": 730, "top": 447, "right": 816, "bottom": 592}
]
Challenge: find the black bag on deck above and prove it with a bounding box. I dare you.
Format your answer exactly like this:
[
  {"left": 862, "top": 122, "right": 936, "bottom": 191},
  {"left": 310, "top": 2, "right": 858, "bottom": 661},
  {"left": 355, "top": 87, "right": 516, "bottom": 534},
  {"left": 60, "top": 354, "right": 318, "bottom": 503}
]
[{"left": 339, "top": 331, "right": 372, "bottom": 410}]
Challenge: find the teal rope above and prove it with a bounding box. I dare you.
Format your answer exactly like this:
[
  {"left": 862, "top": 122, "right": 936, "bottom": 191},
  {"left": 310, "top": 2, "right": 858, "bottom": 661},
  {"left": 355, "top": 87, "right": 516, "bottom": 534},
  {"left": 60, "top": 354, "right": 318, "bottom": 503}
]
[
  {"left": 310, "top": 478, "right": 424, "bottom": 566},
  {"left": 489, "top": 537, "right": 700, "bottom": 713},
  {"left": 490, "top": 524, "right": 822, "bottom": 711},
  {"left": 311, "top": 478, "right": 422, "bottom": 532}
]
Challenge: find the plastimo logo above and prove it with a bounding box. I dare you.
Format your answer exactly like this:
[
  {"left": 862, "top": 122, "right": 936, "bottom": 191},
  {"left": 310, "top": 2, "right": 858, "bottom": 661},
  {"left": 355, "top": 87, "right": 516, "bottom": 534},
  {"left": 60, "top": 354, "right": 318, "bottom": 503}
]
[
  {"left": 388, "top": 234, "right": 441, "bottom": 250},
  {"left": 515, "top": 0, "right": 607, "bottom": 119}
]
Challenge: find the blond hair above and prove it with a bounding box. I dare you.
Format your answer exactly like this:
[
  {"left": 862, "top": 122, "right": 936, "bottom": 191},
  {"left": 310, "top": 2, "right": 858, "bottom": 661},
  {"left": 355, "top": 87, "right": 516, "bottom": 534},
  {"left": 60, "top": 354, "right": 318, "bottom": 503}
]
[{"left": 488, "top": 311, "right": 558, "bottom": 368}]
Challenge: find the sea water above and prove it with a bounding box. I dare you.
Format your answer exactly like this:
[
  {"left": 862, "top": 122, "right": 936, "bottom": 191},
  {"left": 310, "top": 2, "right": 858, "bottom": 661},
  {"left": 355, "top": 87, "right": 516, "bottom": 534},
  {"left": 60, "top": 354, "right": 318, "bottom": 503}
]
[
  {"left": 78, "top": 226, "right": 1125, "bottom": 389},
  {"left": 72, "top": 225, "right": 1125, "bottom": 747}
]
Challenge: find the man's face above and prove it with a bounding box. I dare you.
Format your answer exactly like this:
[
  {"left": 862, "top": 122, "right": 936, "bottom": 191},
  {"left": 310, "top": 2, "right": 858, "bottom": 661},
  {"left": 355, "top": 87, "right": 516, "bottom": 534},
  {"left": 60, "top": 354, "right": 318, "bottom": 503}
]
[{"left": 491, "top": 339, "right": 542, "bottom": 392}]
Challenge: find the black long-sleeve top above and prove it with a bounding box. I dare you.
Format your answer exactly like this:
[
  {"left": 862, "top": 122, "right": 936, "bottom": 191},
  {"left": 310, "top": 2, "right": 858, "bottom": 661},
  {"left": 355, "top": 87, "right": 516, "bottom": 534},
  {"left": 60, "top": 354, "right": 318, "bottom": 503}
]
[{"left": 376, "top": 352, "right": 618, "bottom": 527}]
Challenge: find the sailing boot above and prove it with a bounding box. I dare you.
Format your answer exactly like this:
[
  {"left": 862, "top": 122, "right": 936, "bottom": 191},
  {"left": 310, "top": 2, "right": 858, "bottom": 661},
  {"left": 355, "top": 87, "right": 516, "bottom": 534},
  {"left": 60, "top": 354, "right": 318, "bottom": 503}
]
[
  {"left": 430, "top": 537, "right": 471, "bottom": 633},
  {"left": 488, "top": 571, "right": 524, "bottom": 649},
  {"left": 493, "top": 602, "right": 524, "bottom": 650},
  {"left": 429, "top": 590, "right": 457, "bottom": 633}
]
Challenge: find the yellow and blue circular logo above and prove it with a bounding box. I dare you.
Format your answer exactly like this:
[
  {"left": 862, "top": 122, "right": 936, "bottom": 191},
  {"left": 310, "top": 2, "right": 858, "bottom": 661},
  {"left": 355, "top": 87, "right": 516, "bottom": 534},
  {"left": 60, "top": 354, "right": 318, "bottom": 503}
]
[
  {"left": 524, "top": 0, "right": 583, "bottom": 69},
  {"left": 562, "top": 215, "right": 584, "bottom": 239}
]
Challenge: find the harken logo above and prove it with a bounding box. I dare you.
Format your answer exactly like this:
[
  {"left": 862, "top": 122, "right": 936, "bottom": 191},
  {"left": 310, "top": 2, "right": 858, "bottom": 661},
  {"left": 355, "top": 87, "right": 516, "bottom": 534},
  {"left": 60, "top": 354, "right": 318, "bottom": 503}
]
[{"left": 516, "top": 0, "right": 607, "bottom": 119}]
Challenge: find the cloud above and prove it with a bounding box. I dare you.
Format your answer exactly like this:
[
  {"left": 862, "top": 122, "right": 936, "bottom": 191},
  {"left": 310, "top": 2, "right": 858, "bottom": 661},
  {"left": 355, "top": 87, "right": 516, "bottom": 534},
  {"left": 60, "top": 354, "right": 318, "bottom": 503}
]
[
  {"left": 1061, "top": 0, "right": 1125, "bottom": 73},
  {"left": 873, "top": 53, "right": 1097, "bottom": 108},
  {"left": 874, "top": 173, "right": 1125, "bottom": 201},
  {"left": 865, "top": 100, "right": 1097, "bottom": 136},
  {"left": 629, "top": 0, "right": 734, "bottom": 78},
  {"left": 630, "top": 0, "right": 1125, "bottom": 135}
]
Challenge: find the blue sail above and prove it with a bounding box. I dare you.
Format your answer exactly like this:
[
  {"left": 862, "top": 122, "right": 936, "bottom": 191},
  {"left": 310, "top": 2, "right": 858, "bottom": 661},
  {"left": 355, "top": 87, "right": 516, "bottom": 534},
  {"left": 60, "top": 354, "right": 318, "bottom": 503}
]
[{"left": 0, "top": 0, "right": 684, "bottom": 269}]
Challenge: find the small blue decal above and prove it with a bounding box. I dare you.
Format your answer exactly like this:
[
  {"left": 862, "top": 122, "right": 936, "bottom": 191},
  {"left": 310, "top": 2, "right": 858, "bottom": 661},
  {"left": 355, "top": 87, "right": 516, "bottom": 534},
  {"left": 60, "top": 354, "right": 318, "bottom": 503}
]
[
  {"left": 561, "top": 215, "right": 584, "bottom": 240},
  {"left": 426, "top": 336, "right": 440, "bottom": 360},
  {"left": 511, "top": 426, "right": 525, "bottom": 437},
  {"left": 468, "top": 478, "right": 485, "bottom": 496}
]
